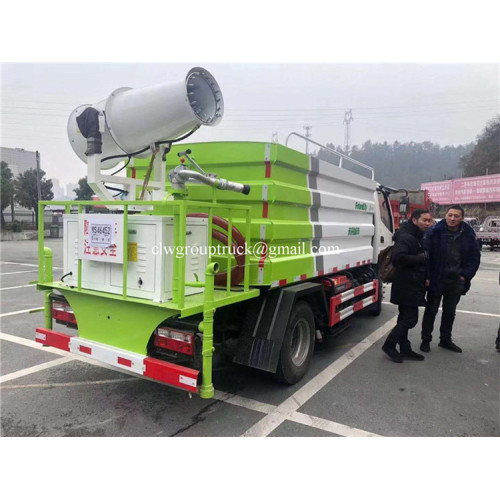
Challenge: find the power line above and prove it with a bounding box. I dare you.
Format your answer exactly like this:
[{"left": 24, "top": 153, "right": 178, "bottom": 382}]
[{"left": 2, "top": 97, "right": 498, "bottom": 114}]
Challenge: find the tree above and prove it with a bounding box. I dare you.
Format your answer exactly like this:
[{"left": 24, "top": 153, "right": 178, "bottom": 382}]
[
  {"left": 316, "top": 139, "right": 474, "bottom": 189},
  {"left": 74, "top": 177, "right": 94, "bottom": 200},
  {"left": 460, "top": 115, "right": 500, "bottom": 177},
  {"left": 15, "top": 168, "right": 53, "bottom": 229},
  {"left": 0, "top": 161, "right": 15, "bottom": 228}
]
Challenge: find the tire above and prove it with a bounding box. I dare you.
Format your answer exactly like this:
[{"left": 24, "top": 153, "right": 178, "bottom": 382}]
[
  {"left": 275, "top": 301, "right": 315, "bottom": 385},
  {"left": 368, "top": 278, "right": 383, "bottom": 316}
]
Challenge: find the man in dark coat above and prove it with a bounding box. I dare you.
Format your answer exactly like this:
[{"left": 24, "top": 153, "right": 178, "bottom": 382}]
[
  {"left": 420, "top": 205, "right": 481, "bottom": 353},
  {"left": 382, "top": 209, "right": 434, "bottom": 362}
]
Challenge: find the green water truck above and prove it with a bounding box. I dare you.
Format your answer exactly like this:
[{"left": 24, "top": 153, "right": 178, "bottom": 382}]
[{"left": 35, "top": 68, "right": 395, "bottom": 398}]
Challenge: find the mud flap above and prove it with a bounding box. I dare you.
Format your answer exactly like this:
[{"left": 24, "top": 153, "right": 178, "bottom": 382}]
[{"left": 233, "top": 282, "right": 327, "bottom": 373}]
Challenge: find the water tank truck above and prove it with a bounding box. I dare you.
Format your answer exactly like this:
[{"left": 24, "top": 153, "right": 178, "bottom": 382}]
[{"left": 35, "top": 67, "right": 395, "bottom": 398}]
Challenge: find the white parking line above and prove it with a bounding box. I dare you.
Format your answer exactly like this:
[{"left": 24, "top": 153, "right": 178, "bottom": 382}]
[
  {"left": 0, "top": 331, "right": 384, "bottom": 437},
  {"left": 289, "top": 411, "right": 381, "bottom": 437},
  {"left": 0, "top": 358, "right": 73, "bottom": 384},
  {"left": 0, "top": 284, "right": 36, "bottom": 291},
  {"left": 241, "top": 316, "right": 398, "bottom": 437},
  {"left": 0, "top": 270, "right": 38, "bottom": 275},
  {"left": 214, "top": 390, "right": 278, "bottom": 414},
  {"left": 0, "top": 261, "right": 63, "bottom": 269},
  {"left": 0, "top": 378, "right": 139, "bottom": 390},
  {"left": 0, "top": 332, "right": 74, "bottom": 354},
  {"left": 382, "top": 302, "right": 500, "bottom": 318},
  {"left": 0, "top": 261, "right": 39, "bottom": 267},
  {"left": 0, "top": 308, "right": 42, "bottom": 318},
  {"left": 0, "top": 332, "right": 139, "bottom": 373}
]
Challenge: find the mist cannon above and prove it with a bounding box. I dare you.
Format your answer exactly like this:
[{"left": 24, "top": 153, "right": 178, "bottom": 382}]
[{"left": 67, "top": 67, "right": 224, "bottom": 169}]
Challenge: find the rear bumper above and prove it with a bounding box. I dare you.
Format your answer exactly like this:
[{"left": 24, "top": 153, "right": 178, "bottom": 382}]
[{"left": 35, "top": 328, "right": 199, "bottom": 393}]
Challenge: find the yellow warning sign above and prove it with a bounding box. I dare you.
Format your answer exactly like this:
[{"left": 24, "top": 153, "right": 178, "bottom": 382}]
[{"left": 127, "top": 242, "right": 138, "bottom": 262}]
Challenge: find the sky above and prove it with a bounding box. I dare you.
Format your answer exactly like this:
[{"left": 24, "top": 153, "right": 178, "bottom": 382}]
[{"left": 1, "top": 63, "right": 498, "bottom": 190}]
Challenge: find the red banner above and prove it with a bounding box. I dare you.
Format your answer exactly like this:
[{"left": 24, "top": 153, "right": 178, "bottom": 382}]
[
  {"left": 421, "top": 174, "right": 500, "bottom": 205},
  {"left": 421, "top": 180, "right": 453, "bottom": 204}
]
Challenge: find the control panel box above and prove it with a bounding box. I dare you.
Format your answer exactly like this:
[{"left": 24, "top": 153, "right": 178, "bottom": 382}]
[{"left": 63, "top": 214, "right": 208, "bottom": 302}]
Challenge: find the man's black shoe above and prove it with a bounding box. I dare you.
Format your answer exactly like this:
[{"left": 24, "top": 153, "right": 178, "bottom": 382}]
[
  {"left": 438, "top": 341, "right": 462, "bottom": 353},
  {"left": 400, "top": 348, "right": 425, "bottom": 361},
  {"left": 420, "top": 341, "right": 430, "bottom": 353},
  {"left": 382, "top": 344, "right": 403, "bottom": 363}
]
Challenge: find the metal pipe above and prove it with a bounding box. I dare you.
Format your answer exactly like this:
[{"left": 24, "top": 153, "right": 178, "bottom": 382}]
[
  {"left": 43, "top": 247, "right": 53, "bottom": 330},
  {"left": 227, "top": 209, "right": 232, "bottom": 295},
  {"left": 178, "top": 202, "right": 187, "bottom": 309},
  {"left": 244, "top": 208, "right": 251, "bottom": 292},
  {"left": 38, "top": 202, "right": 44, "bottom": 283},
  {"left": 285, "top": 132, "right": 375, "bottom": 180},
  {"left": 199, "top": 262, "right": 219, "bottom": 399},
  {"left": 176, "top": 170, "right": 249, "bottom": 194},
  {"left": 45, "top": 291, "right": 52, "bottom": 330},
  {"left": 77, "top": 205, "right": 82, "bottom": 290},
  {"left": 122, "top": 206, "right": 128, "bottom": 298},
  {"left": 43, "top": 247, "right": 53, "bottom": 283}
]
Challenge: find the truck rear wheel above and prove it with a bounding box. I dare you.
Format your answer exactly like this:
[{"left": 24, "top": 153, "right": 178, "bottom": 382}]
[{"left": 275, "top": 300, "right": 315, "bottom": 385}]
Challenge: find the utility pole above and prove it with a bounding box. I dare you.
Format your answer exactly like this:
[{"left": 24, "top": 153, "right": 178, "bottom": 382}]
[
  {"left": 36, "top": 150, "right": 42, "bottom": 231},
  {"left": 303, "top": 125, "right": 312, "bottom": 154},
  {"left": 343, "top": 109, "right": 353, "bottom": 156},
  {"left": 36, "top": 150, "right": 41, "bottom": 202}
]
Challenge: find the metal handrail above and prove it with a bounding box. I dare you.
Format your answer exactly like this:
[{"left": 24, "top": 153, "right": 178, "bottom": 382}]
[
  {"left": 285, "top": 132, "right": 375, "bottom": 180},
  {"left": 38, "top": 199, "right": 252, "bottom": 309}
]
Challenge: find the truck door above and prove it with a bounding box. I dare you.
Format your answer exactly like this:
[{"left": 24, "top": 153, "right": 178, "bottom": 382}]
[{"left": 373, "top": 188, "right": 394, "bottom": 261}]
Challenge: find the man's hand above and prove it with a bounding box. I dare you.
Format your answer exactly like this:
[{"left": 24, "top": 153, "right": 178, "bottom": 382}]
[{"left": 459, "top": 276, "right": 466, "bottom": 282}]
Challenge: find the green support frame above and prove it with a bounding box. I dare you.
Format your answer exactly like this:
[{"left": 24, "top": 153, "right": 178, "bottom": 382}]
[{"left": 37, "top": 199, "right": 259, "bottom": 398}]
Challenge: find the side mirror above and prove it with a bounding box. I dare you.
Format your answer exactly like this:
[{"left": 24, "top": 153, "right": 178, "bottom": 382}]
[{"left": 399, "top": 195, "right": 409, "bottom": 216}]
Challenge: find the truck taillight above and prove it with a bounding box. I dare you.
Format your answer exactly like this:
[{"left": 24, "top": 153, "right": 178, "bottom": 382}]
[
  {"left": 52, "top": 301, "right": 77, "bottom": 325},
  {"left": 154, "top": 327, "right": 194, "bottom": 355}
]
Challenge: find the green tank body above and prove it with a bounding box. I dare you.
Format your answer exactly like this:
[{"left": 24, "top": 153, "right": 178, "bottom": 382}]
[{"left": 133, "top": 141, "right": 378, "bottom": 287}]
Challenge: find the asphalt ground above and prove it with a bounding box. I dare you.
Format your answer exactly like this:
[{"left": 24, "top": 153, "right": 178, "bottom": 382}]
[{"left": 1, "top": 239, "right": 499, "bottom": 438}]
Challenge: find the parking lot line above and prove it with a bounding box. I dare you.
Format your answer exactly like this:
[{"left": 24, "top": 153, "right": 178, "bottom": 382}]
[
  {"left": 382, "top": 302, "right": 500, "bottom": 318},
  {"left": 241, "top": 316, "right": 398, "bottom": 437},
  {"left": 0, "top": 330, "right": 382, "bottom": 437},
  {"left": 0, "top": 308, "right": 43, "bottom": 318},
  {"left": 0, "top": 261, "right": 62, "bottom": 269},
  {"left": 0, "top": 261, "right": 39, "bottom": 267},
  {"left": 0, "top": 378, "right": 139, "bottom": 390},
  {"left": 214, "top": 390, "right": 278, "bottom": 414},
  {"left": 289, "top": 411, "right": 382, "bottom": 437},
  {"left": 0, "top": 270, "right": 38, "bottom": 275},
  {"left": 0, "top": 332, "right": 72, "bottom": 353},
  {"left": 0, "top": 357, "right": 73, "bottom": 384},
  {"left": 0, "top": 284, "right": 36, "bottom": 291},
  {"left": 0, "top": 332, "right": 140, "bottom": 373}
]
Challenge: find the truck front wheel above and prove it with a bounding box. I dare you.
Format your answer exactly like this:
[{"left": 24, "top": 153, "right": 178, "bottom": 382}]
[{"left": 275, "top": 301, "right": 315, "bottom": 385}]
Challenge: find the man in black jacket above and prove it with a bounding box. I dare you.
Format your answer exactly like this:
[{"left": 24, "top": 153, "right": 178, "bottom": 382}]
[
  {"left": 420, "top": 205, "right": 481, "bottom": 353},
  {"left": 382, "top": 209, "right": 434, "bottom": 363}
]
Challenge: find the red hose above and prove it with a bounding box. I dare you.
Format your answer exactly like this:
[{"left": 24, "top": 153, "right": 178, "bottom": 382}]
[{"left": 188, "top": 213, "right": 245, "bottom": 286}]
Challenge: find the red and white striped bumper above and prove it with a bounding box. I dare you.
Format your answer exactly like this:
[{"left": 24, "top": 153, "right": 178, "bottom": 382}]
[
  {"left": 329, "top": 279, "right": 378, "bottom": 326},
  {"left": 35, "top": 328, "right": 199, "bottom": 393}
]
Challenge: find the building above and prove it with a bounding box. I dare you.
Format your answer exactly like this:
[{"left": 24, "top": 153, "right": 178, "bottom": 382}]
[
  {"left": 66, "top": 182, "right": 78, "bottom": 199},
  {"left": 0, "top": 147, "right": 37, "bottom": 177},
  {"left": 51, "top": 178, "right": 65, "bottom": 199}
]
